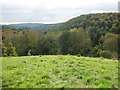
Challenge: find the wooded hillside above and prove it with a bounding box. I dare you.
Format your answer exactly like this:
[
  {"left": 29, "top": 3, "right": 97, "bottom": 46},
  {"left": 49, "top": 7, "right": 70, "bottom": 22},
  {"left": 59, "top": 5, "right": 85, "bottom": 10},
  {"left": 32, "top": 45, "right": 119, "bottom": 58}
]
[{"left": 2, "top": 13, "right": 119, "bottom": 59}]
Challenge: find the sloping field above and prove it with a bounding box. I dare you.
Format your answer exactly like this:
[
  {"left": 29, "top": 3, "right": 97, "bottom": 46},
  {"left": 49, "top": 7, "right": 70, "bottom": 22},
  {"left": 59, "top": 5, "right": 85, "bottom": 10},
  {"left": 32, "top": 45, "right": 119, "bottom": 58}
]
[{"left": 2, "top": 55, "right": 118, "bottom": 88}]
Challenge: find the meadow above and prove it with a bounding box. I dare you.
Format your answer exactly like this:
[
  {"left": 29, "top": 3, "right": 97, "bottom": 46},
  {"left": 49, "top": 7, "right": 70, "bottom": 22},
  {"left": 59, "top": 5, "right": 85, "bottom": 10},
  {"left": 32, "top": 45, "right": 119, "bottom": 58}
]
[{"left": 2, "top": 55, "right": 118, "bottom": 88}]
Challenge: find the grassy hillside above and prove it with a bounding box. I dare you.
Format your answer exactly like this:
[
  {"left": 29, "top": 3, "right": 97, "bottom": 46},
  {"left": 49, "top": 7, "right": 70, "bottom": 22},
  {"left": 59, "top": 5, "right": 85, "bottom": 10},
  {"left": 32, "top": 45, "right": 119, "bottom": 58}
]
[{"left": 2, "top": 55, "right": 118, "bottom": 88}]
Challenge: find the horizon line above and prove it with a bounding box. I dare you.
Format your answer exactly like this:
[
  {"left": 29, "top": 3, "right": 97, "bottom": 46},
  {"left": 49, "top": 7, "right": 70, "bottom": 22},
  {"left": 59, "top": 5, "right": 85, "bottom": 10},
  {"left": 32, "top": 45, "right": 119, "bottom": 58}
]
[
  {"left": 1, "top": 11, "right": 118, "bottom": 25},
  {"left": 0, "top": 22, "right": 64, "bottom": 25}
]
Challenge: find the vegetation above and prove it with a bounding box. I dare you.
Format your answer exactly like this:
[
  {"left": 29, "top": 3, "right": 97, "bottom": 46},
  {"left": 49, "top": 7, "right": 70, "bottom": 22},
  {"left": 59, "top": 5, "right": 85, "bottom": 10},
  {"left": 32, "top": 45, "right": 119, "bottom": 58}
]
[
  {"left": 2, "top": 13, "right": 119, "bottom": 59},
  {"left": 2, "top": 55, "right": 118, "bottom": 88},
  {"left": 1, "top": 13, "right": 119, "bottom": 88}
]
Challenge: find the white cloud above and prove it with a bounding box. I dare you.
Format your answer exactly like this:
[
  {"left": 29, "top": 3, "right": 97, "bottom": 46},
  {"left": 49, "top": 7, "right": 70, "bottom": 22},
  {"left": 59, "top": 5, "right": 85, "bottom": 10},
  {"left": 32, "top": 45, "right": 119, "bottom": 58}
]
[{"left": 1, "top": 0, "right": 119, "bottom": 24}]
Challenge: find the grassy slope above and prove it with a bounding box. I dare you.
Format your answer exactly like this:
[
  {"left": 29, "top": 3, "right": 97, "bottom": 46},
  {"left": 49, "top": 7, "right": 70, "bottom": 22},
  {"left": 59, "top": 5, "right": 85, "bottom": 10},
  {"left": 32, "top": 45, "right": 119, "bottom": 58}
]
[{"left": 2, "top": 55, "right": 118, "bottom": 88}]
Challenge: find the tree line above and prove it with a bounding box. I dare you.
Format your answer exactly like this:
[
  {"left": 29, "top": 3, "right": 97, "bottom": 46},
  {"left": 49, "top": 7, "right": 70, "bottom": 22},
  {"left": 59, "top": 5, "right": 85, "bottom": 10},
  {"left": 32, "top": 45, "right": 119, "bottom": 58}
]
[{"left": 2, "top": 13, "right": 119, "bottom": 59}]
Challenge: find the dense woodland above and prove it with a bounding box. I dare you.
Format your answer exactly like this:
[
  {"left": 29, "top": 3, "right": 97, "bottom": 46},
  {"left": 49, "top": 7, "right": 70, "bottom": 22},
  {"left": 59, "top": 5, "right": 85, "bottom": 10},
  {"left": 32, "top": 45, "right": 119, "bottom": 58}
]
[{"left": 2, "top": 13, "right": 119, "bottom": 59}]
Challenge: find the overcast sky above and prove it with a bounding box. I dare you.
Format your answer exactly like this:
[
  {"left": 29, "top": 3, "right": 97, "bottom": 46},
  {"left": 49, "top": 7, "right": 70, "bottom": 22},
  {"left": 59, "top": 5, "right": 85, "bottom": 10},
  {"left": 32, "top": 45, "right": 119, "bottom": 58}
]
[{"left": 0, "top": 0, "right": 119, "bottom": 24}]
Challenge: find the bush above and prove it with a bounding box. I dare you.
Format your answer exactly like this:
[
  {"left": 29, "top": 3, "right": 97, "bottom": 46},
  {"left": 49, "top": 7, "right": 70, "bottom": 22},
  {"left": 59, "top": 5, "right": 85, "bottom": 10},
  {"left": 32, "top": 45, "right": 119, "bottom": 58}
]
[
  {"left": 111, "top": 52, "right": 118, "bottom": 59},
  {"left": 77, "top": 54, "right": 81, "bottom": 57},
  {"left": 2, "top": 43, "right": 18, "bottom": 57},
  {"left": 9, "top": 47, "right": 18, "bottom": 56},
  {"left": 2, "top": 46, "right": 7, "bottom": 57},
  {"left": 99, "top": 50, "right": 111, "bottom": 59}
]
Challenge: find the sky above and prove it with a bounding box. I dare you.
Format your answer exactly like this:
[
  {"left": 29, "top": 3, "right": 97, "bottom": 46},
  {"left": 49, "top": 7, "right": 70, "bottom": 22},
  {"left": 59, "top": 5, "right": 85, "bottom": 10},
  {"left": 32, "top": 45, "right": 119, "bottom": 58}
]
[{"left": 0, "top": 0, "right": 119, "bottom": 24}]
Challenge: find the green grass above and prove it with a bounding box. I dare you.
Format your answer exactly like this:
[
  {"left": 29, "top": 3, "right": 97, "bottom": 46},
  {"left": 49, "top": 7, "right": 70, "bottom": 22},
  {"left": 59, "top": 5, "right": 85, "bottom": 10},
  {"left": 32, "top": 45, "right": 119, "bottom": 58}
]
[{"left": 2, "top": 55, "right": 118, "bottom": 88}]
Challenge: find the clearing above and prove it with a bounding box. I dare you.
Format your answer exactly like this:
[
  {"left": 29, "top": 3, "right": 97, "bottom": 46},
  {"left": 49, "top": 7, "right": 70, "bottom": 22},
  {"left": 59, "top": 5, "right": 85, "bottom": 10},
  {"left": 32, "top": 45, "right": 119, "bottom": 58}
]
[{"left": 2, "top": 55, "right": 118, "bottom": 88}]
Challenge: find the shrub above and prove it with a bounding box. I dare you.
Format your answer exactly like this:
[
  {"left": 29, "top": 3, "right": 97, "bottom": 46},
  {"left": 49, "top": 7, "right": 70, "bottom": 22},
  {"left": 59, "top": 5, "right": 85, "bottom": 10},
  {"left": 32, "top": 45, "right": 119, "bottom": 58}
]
[
  {"left": 9, "top": 47, "right": 18, "bottom": 56},
  {"left": 2, "top": 46, "right": 7, "bottom": 57},
  {"left": 77, "top": 54, "right": 81, "bottom": 57},
  {"left": 99, "top": 50, "right": 111, "bottom": 59},
  {"left": 2, "top": 43, "right": 18, "bottom": 57}
]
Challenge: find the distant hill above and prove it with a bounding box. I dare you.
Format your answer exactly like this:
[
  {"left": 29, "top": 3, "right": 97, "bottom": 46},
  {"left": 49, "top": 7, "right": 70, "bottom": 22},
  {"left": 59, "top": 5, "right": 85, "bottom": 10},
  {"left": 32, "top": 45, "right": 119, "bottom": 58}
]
[
  {"left": 2, "top": 13, "right": 118, "bottom": 33},
  {"left": 9, "top": 23, "right": 59, "bottom": 31}
]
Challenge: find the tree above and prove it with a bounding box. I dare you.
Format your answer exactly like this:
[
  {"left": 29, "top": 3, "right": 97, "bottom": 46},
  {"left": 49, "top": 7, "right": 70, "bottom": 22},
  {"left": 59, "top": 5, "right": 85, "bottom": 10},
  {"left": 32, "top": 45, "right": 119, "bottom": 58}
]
[
  {"left": 101, "top": 33, "right": 118, "bottom": 52},
  {"left": 9, "top": 46, "right": 17, "bottom": 56},
  {"left": 100, "top": 33, "right": 118, "bottom": 59},
  {"left": 59, "top": 28, "right": 92, "bottom": 55},
  {"left": 59, "top": 30, "right": 71, "bottom": 54},
  {"left": 69, "top": 28, "right": 92, "bottom": 55},
  {"left": 2, "top": 45, "right": 7, "bottom": 57},
  {"left": 110, "top": 24, "right": 118, "bottom": 34},
  {"left": 7, "top": 43, "right": 17, "bottom": 56},
  {"left": 2, "top": 43, "right": 17, "bottom": 57}
]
